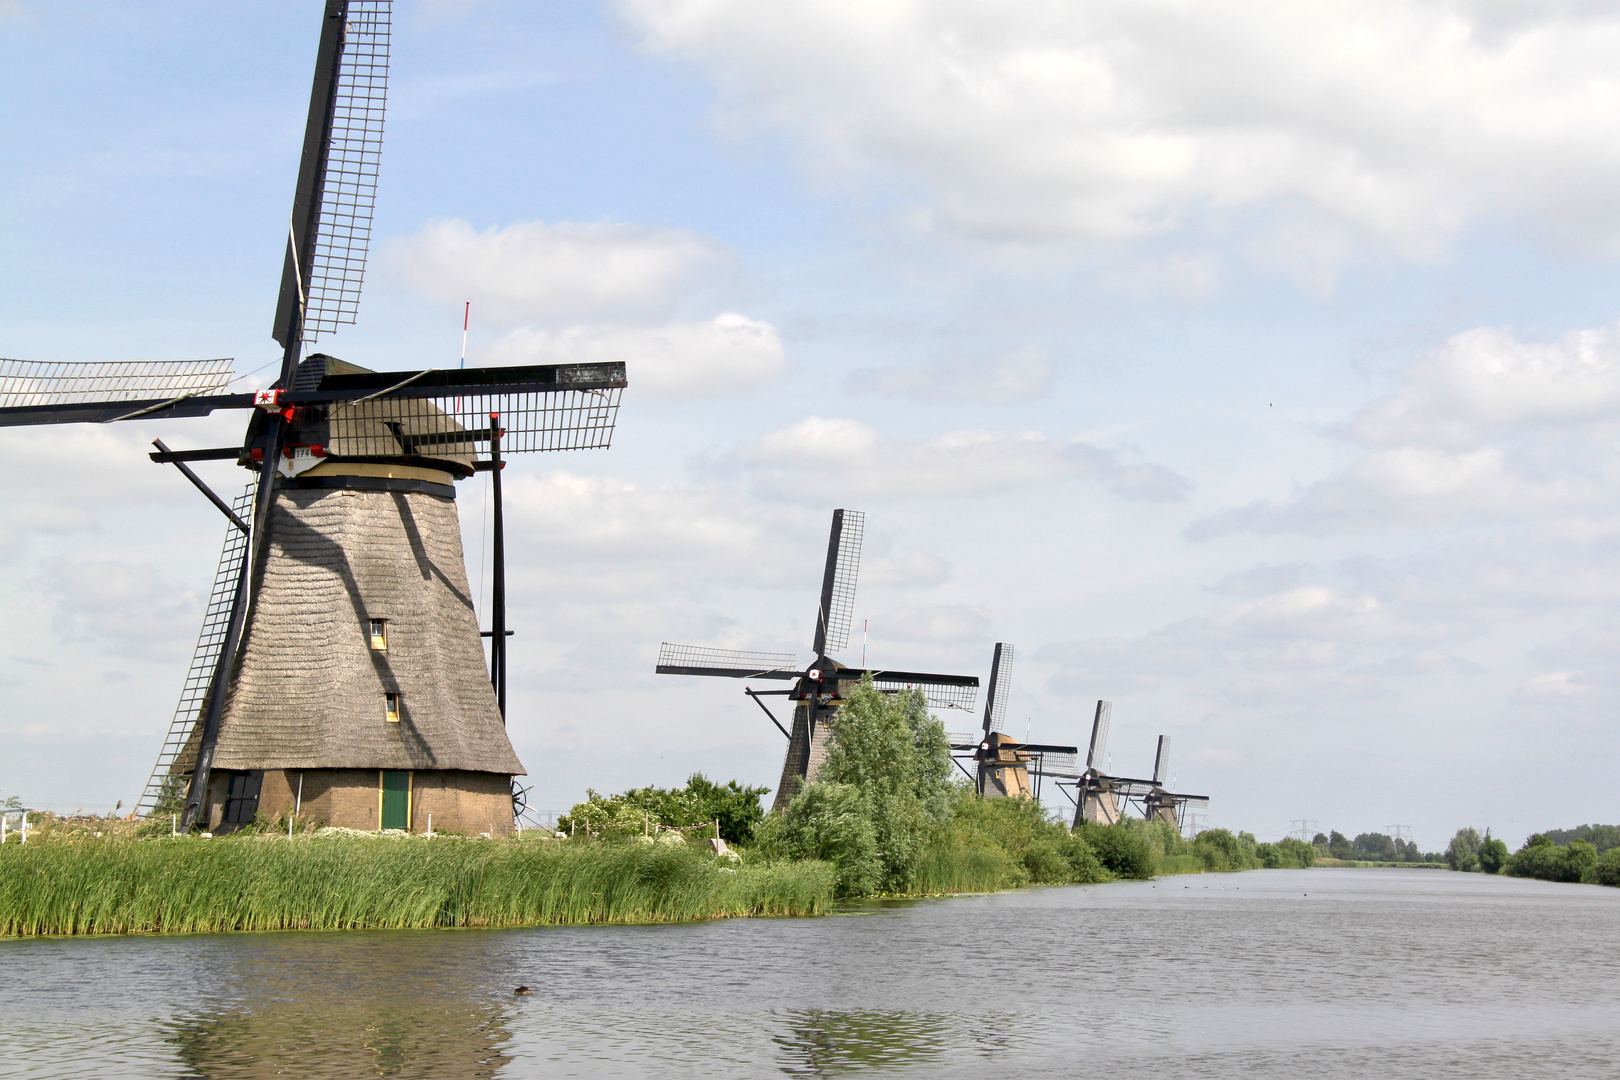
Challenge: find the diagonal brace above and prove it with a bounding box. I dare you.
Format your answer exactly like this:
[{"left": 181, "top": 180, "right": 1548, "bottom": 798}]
[
  {"left": 745, "top": 687, "right": 792, "bottom": 740},
  {"left": 152, "top": 439, "right": 248, "bottom": 534}
]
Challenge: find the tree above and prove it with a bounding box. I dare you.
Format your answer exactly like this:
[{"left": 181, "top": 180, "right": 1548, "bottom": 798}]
[
  {"left": 1446, "top": 827, "right": 1482, "bottom": 872},
  {"left": 762, "top": 679, "right": 956, "bottom": 894},
  {"left": 1352, "top": 832, "right": 1396, "bottom": 861},
  {"left": 1477, "top": 831, "right": 1509, "bottom": 874},
  {"left": 1327, "top": 830, "right": 1354, "bottom": 860},
  {"left": 1311, "top": 832, "right": 1328, "bottom": 846}
]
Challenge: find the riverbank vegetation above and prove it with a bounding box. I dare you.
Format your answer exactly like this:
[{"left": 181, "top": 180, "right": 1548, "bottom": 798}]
[
  {"left": 1, "top": 679, "right": 1323, "bottom": 936},
  {"left": 0, "top": 833, "right": 833, "bottom": 937}
]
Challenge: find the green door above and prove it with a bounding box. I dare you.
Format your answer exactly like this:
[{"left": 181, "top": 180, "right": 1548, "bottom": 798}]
[{"left": 381, "top": 770, "right": 410, "bottom": 831}]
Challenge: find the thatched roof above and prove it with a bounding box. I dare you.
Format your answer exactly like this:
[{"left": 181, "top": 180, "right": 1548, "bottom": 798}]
[{"left": 211, "top": 483, "right": 523, "bottom": 775}]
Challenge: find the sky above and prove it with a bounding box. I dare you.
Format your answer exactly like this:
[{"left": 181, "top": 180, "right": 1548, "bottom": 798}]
[{"left": 5, "top": 0, "right": 1620, "bottom": 851}]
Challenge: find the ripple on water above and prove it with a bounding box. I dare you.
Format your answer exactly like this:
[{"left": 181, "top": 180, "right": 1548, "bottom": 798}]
[{"left": 1, "top": 869, "right": 1617, "bottom": 1079}]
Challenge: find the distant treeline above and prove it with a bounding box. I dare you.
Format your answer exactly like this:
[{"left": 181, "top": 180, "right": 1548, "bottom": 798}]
[
  {"left": 1444, "top": 825, "right": 1620, "bottom": 887},
  {"left": 1307, "top": 830, "right": 1442, "bottom": 864}
]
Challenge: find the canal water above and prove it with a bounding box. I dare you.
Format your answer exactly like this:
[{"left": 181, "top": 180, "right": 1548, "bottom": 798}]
[{"left": 2, "top": 868, "right": 1617, "bottom": 1078}]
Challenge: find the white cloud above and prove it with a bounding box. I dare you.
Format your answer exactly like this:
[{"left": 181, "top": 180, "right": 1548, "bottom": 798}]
[
  {"left": 870, "top": 603, "right": 991, "bottom": 644},
  {"left": 850, "top": 347, "right": 1053, "bottom": 403},
  {"left": 37, "top": 558, "right": 199, "bottom": 660},
  {"left": 1346, "top": 322, "right": 1620, "bottom": 449},
  {"left": 1193, "top": 319, "right": 1620, "bottom": 536},
  {"left": 618, "top": 0, "right": 1620, "bottom": 278},
  {"left": 484, "top": 313, "right": 787, "bottom": 398},
  {"left": 387, "top": 218, "right": 732, "bottom": 324},
  {"left": 490, "top": 470, "right": 949, "bottom": 600},
  {"left": 706, "top": 416, "right": 1192, "bottom": 503}
]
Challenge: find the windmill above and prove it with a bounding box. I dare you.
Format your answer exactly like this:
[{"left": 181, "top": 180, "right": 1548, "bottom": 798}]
[
  {"left": 656, "top": 509, "right": 979, "bottom": 811},
  {"left": 0, "top": 1, "right": 626, "bottom": 835},
  {"left": 1063, "top": 701, "right": 1156, "bottom": 826},
  {"left": 947, "top": 644, "right": 1079, "bottom": 801},
  {"left": 1140, "top": 736, "right": 1209, "bottom": 833}
]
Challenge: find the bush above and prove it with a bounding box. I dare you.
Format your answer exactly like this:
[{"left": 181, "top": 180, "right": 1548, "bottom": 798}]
[
  {"left": 558, "top": 774, "right": 769, "bottom": 844},
  {"left": 1189, "top": 828, "right": 1261, "bottom": 872},
  {"left": 1585, "top": 847, "right": 1620, "bottom": 887},
  {"left": 756, "top": 782, "right": 882, "bottom": 897},
  {"left": 1257, "top": 837, "right": 1316, "bottom": 869},
  {"left": 1076, "top": 820, "right": 1159, "bottom": 879},
  {"left": 1505, "top": 834, "right": 1596, "bottom": 883}
]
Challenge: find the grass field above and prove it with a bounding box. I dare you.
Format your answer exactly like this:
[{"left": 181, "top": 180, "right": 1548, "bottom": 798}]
[{"left": 0, "top": 834, "right": 834, "bottom": 937}]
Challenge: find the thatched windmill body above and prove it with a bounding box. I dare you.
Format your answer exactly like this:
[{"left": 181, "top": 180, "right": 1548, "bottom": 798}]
[
  {"left": 948, "top": 644, "right": 1078, "bottom": 801},
  {"left": 1066, "top": 701, "right": 1155, "bottom": 826},
  {"left": 0, "top": 1, "right": 626, "bottom": 834},
  {"left": 1140, "top": 736, "right": 1209, "bottom": 833},
  {"left": 656, "top": 510, "right": 979, "bottom": 811}
]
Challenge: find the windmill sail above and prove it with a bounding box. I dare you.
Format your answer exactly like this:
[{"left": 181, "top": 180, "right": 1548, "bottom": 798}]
[
  {"left": 814, "top": 508, "right": 863, "bottom": 654},
  {"left": 1086, "top": 699, "right": 1112, "bottom": 770},
  {"left": 274, "top": 0, "right": 391, "bottom": 349},
  {"left": 133, "top": 480, "right": 256, "bottom": 817},
  {"left": 299, "top": 0, "right": 389, "bottom": 343},
  {"left": 0, "top": 358, "right": 237, "bottom": 425},
  {"left": 656, "top": 643, "right": 800, "bottom": 680},
  {"left": 871, "top": 673, "right": 977, "bottom": 712},
  {"left": 982, "top": 642, "right": 1014, "bottom": 733},
  {"left": 1153, "top": 735, "right": 1171, "bottom": 785}
]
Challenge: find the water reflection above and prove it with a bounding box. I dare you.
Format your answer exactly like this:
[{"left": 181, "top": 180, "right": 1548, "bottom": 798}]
[
  {"left": 167, "top": 1000, "right": 511, "bottom": 1080},
  {"left": 773, "top": 1010, "right": 954, "bottom": 1076}
]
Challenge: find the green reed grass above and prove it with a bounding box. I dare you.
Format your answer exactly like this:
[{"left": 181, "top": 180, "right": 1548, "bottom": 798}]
[
  {"left": 912, "top": 846, "right": 1025, "bottom": 894},
  {"left": 1158, "top": 853, "right": 1205, "bottom": 875},
  {"left": 0, "top": 835, "right": 834, "bottom": 937}
]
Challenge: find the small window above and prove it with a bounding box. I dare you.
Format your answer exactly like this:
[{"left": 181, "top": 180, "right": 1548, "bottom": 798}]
[
  {"left": 369, "top": 619, "right": 388, "bottom": 651},
  {"left": 384, "top": 693, "right": 401, "bottom": 723}
]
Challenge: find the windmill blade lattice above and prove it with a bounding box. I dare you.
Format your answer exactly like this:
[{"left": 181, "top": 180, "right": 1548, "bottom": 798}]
[
  {"left": 301, "top": 1, "right": 389, "bottom": 344},
  {"left": 1086, "top": 699, "right": 1112, "bottom": 770},
  {"left": 656, "top": 643, "right": 800, "bottom": 679},
  {"left": 820, "top": 509, "right": 863, "bottom": 653},
  {"left": 133, "top": 480, "right": 256, "bottom": 817},
  {"left": 0, "top": 358, "right": 234, "bottom": 410},
  {"left": 1029, "top": 749, "right": 1080, "bottom": 779},
  {"left": 984, "top": 643, "right": 1014, "bottom": 733},
  {"left": 872, "top": 674, "right": 977, "bottom": 712},
  {"left": 1153, "top": 735, "right": 1172, "bottom": 785}
]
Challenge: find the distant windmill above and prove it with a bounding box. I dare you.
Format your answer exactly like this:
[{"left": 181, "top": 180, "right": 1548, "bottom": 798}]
[
  {"left": 0, "top": 1, "right": 626, "bottom": 835},
  {"left": 1141, "top": 736, "right": 1209, "bottom": 833},
  {"left": 948, "top": 644, "right": 1078, "bottom": 801},
  {"left": 1065, "top": 701, "right": 1156, "bottom": 826},
  {"left": 656, "top": 509, "right": 979, "bottom": 810}
]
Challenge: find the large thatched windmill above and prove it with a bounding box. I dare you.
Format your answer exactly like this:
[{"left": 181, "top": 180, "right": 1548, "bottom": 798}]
[
  {"left": 0, "top": 1, "right": 626, "bottom": 834},
  {"left": 655, "top": 509, "right": 979, "bottom": 810},
  {"left": 948, "top": 643, "right": 1078, "bottom": 801}
]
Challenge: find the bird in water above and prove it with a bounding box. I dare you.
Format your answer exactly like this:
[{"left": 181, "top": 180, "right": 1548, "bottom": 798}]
[{"left": 514, "top": 986, "right": 534, "bottom": 996}]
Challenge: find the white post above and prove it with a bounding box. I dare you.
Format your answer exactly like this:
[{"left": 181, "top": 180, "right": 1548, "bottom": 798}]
[
  {"left": 19, "top": 812, "right": 27, "bottom": 844},
  {"left": 295, "top": 772, "right": 304, "bottom": 814},
  {"left": 172, "top": 813, "right": 177, "bottom": 837},
  {"left": 2, "top": 814, "right": 7, "bottom": 844},
  {"left": 427, "top": 813, "right": 432, "bottom": 837}
]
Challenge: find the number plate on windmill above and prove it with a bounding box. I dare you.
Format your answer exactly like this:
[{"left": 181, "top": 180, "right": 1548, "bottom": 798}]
[{"left": 278, "top": 444, "right": 326, "bottom": 477}]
